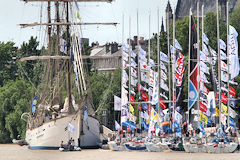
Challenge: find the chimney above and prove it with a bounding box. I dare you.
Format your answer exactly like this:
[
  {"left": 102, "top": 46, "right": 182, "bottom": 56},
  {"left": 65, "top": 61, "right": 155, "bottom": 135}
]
[
  {"left": 105, "top": 43, "right": 110, "bottom": 53},
  {"left": 110, "top": 42, "right": 118, "bottom": 54}
]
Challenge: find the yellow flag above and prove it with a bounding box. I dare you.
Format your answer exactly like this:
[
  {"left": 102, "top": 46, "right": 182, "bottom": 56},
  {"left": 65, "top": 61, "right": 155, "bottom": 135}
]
[
  {"left": 150, "top": 108, "right": 159, "bottom": 122},
  {"left": 199, "top": 112, "right": 208, "bottom": 124},
  {"left": 215, "top": 108, "right": 219, "bottom": 117},
  {"left": 221, "top": 103, "right": 228, "bottom": 115},
  {"left": 130, "top": 104, "right": 134, "bottom": 115}
]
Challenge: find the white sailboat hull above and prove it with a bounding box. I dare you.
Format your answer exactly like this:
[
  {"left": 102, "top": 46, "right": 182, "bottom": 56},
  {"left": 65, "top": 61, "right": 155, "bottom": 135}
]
[
  {"left": 26, "top": 114, "right": 101, "bottom": 149},
  {"left": 206, "top": 142, "right": 238, "bottom": 153}
]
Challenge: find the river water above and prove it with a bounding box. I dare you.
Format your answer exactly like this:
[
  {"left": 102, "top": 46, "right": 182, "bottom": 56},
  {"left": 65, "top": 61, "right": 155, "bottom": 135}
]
[{"left": 1, "top": 144, "right": 240, "bottom": 160}]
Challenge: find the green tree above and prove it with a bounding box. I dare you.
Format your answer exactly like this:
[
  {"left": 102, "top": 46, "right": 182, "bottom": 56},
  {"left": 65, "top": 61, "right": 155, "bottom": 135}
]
[
  {"left": 0, "top": 41, "right": 18, "bottom": 86},
  {"left": 0, "top": 80, "right": 32, "bottom": 143},
  {"left": 17, "top": 36, "right": 42, "bottom": 86}
]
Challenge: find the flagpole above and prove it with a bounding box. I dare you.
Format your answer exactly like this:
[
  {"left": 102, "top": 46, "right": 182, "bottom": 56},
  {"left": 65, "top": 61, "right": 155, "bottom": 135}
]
[
  {"left": 157, "top": 8, "right": 160, "bottom": 113},
  {"left": 172, "top": 6, "right": 176, "bottom": 133},
  {"left": 226, "top": 0, "right": 230, "bottom": 128},
  {"left": 167, "top": 10, "right": 172, "bottom": 128},
  {"left": 121, "top": 13, "right": 124, "bottom": 128},
  {"left": 137, "top": 9, "right": 142, "bottom": 130},
  {"left": 202, "top": 4, "right": 204, "bottom": 128},
  {"left": 128, "top": 16, "right": 131, "bottom": 105},
  {"left": 197, "top": 0, "right": 200, "bottom": 129},
  {"left": 216, "top": 0, "right": 222, "bottom": 128},
  {"left": 188, "top": 8, "right": 192, "bottom": 132},
  {"left": 148, "top": 12, "right": 151, "bottom": 103}
]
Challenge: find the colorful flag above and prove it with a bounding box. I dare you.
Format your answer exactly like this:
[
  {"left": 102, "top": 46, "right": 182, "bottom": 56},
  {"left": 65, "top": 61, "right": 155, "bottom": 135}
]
[
  {"left": 129, "top": 104, "right": 135, "bottom": 115},
  {"left": 228, "top": 117, "right": 235, "bottom": 128},
  {"left": 221, "top": 61, "right": 228, "bottom": 72},
  {"left": 221, "top": 71, "right": 228, "bottom": 82},
  {"left": 203, "top": 43, "right": 209, "bottom": 56},
  {"left": 199, "top": 112, "right": 208, "bottom": 124},
  {"left": 84, "top": 104, "right": 88, "bottom": 121},
  {"left": 200, "top": 102, "right": 207, "bottom": 113},
  {"left": 160, "top": 61, "right": 168, "bottom": 73},
  {"left": 199, "top": 122, "right": 205, "bottom": 135},
  {"left": 149, "top": 58, "right": 155, "bottom": 67},
  {"left": 174, "top": 39, "right": 183, "bottom": 51},
  {"left": 229, "top": 25, "right": 239, "bottom": 79},
  {"left": 161, "top": 70, "right": 168, "bottom": 81},
  {"left": 188, "top": 15, "right": 199, "bottom": 110},
  {"left": 221, "top": 103, "right": 228, "bottom": 115},
  {"left": 142, "top": 91, "right": 149, "bottom": 102},
  {"left": 161, "top": 80, "right": 169, "bottom": 91},
  {"left": 200, "top": 81, "right": 209, "bottom": 95},
  {"left": 114, "top": 95, "right": 121, "bottom": 111},
  {"left": 130, "top": 95, "right": 135, "bottom": 105},
  {"left": 131, "top": 67, "right": 137, "bottom": 78},
  {"left": 220, "top": 50, "right": 227, "bottom": 60},
  {"left": 115, "top": 120, "right": 121, "bottom": 130},
  {"left": 221, "top": 92, "right": 228, "bottom": 104},
  {"left": 68, "top": 123, "right": 75, "bottom": 132},
  {"left": 138, "top": 83, "right": 147, "bottom": 92},
  {"left": 159, "top": 98, "right": 167, "bottom": 110},
  {"left": 131, "top": 58, "right": 137, "bottom": 68},
  {"left": 200, "top": 61, "right": 210, "bottom": 75},
  {"left": 229, "top": 86, "right": 236, "bottom": 97},
  {"left": 131, "top": 76, "right": 138, "bottom": 86},
  {"left": 200, "top": 51, "right": 208, "bottom": 63},
  {"left": 121, "top": 104, "right": 129, "bottom": 123},
  {"left": 160, "top": 51, "right": 169, "bottom": 62},
  {"left": 130, "top": 50, "right": 136, "bottom": 58},
  {"left": 229, "top": 106, "right": 237, "bottom": 118},
  {"left": 150, "top": 108, "right": 159, "bottom": 122},
  {"left": 219, "top": 39, "right": 226, "bottom": 51},
  {"left": 141, "top": 72, "right": 149, "bottom": 83},
  {"left": 203, "top": 33, "right": 209, "bottom": 45},
  {"left": 140, "top": 61, "right": 150, "bottom": 72}
]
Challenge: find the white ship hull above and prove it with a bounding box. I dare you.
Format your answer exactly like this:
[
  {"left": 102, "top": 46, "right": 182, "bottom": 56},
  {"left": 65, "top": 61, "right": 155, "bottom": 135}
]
[{"left": 26, "top": 114, "right": 101, "bottom": 149}]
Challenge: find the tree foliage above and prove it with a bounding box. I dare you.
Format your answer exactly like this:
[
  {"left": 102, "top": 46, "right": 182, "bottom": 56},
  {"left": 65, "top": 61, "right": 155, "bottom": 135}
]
[{"left": 0, "top": 80, "right": 32, "bottom": 143}]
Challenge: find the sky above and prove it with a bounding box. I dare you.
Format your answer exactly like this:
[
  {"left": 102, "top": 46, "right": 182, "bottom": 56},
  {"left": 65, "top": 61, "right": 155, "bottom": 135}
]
[{"left": 0, "top": 0, "right": 178, "bottom": 47}]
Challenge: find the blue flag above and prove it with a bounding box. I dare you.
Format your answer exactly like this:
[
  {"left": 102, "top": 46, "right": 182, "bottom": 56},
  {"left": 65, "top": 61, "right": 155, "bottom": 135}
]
[
  {"left": 228, "top": 117, "right": 236, "bottom": 128},
  {"left": 84, "top": 104, "right": 88, "bottom": 121},
  {"left": 142, "top": 119, "right": 149, "bottom": 132},
  {"left": 122, "top": 121, "right": 137, "bottom": 130},
  {"left": 198, "top": 122, "right": 205, "bottom": 135},
  {"left": 32, "top": 96, "right": 38, "bottom": 117}
]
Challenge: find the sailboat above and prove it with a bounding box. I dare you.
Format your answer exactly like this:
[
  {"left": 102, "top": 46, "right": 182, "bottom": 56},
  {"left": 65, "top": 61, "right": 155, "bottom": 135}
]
[
  {"left": 19, "top": 0, "right": 116, "bottom": 150},
  {"left": 205, "top": 0, "right": 238, "bottom": 153}
]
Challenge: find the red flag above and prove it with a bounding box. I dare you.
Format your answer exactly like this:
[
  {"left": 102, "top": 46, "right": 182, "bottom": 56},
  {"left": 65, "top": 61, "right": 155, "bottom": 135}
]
[
  {"left": 138, "top": 83, "right": 146, "bottom": 91},
  {"left": 130, "top": 95, "right": 135, "bottom": 105},
  {"left": 221, "top": 92, "right": 228, "bottom": 104},
  {"left": 159, "top": 98, "right": 167, "bottom": 110},
  {"left": 200, "top": 102, "right": 207, "bottom": 113},
  {"left": 141, "top": 91, "right": 148, "bottom": 102},
  {"left": 229, "top": 86, "right": 236, "bottom": 97}
]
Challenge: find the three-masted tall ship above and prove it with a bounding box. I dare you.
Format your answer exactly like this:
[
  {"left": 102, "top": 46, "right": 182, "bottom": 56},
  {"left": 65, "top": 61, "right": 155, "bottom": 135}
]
[{"left": 20, "top": 0, "right": 116, "bottom": 149}]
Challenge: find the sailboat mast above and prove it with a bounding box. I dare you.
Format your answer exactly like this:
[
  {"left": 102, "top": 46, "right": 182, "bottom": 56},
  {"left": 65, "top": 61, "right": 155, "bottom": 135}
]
[
  {"left": 202, "top": 4, "right": 204, "bottom": 127},
  {"left": 66, "top": 1, "right": 73, "bottom": 113},
  {"left": 226, "top": 0, "right": 230, "bottom": 127},
  {"left": 167, "top": 11, "right": 171, "bottom": 123},
  {"left": 48, "top": 2, "right": 54, "bottom": 106},
  {"left": 157, "top": 8, "right": 161, "bottom": 113},
  {"left": 197, "top": 0, "right": 200, "bottom": 128},
  {"left": 187, "top": 8, "right": 192, "bottom": 130},
  {"left": 172, "top": 7, "right": 176, "bottom": 131},
  {"left": 137, "top": 9, "right": 141, "bottom": 127},
  {"left": 148, "top": 13, "right": 151, "bottom": 103},
  {"left": 128, "top": 16, "right": 131, "bottom": 104},
  {"left": 55, "top": 1, "right": 62, "bottom": 108},
  {"left": 216, "top": 0, "right": 222, "bottom": 127}
]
